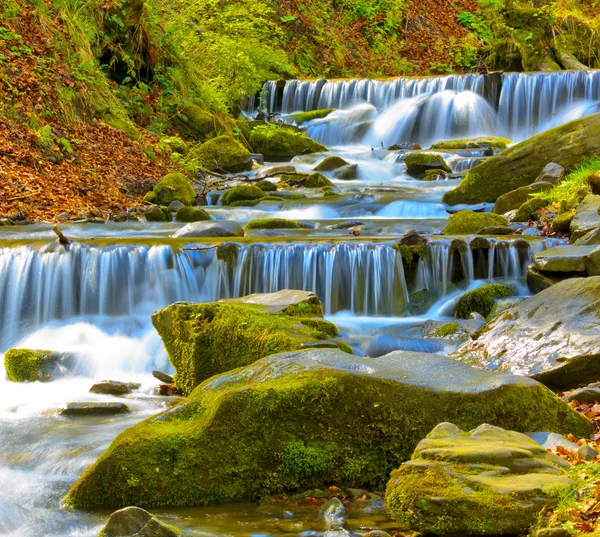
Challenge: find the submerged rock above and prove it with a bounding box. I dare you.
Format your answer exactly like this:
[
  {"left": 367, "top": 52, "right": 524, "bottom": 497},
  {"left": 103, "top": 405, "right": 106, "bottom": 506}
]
[
  {"left": 453, "top": 277, "right": 600, "bottom": 389},
  {"left": 89, "top": 380, "right": 138, "bottom": 396},
  {"left": 65, "top": 349, "right": 589, "bottom": 509},
  {"left": 143, "top": 173, "right": 195, "bottom": 207},
  {"left": 386, "top": 423, "right": 574, "bottom": 535},
  {"left": 61, "top": 402, "right": 130, "bottom": 416},
  {"left": 98, "top": 506, "right": 185, "bottom": 537},
  {"left": 172, "top": 221, "right": 244, "bottom": 238},
  {"left": 4, "top": 349, "right": 71, "bottom": 382}
]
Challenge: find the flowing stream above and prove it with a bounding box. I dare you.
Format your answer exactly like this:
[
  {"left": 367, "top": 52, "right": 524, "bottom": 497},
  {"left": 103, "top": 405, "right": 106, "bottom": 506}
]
[{"left": 2, "top": 69, "right": 599, "bottom": 537}]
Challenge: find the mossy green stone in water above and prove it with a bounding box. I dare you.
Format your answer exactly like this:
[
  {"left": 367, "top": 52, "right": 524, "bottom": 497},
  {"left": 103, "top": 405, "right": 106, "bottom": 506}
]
[
  {"left": 144, "top": 206, "right": 172, "bottom": 222},
  {"left": 431, "top": 137, "right": 512, "bottom": 150},
  {"left": 216, "top": 242, "right": 241, "bottom": 264},
  {"left": 64, "top": 349, "right": 591, "bottom": 509},
  {"left": 249, "top": 126, "right": 328, "bottom": 160},
  {"left": 5, "top": 349, "right": 57, "bottom": 382},
  {"left": 454, "top": 284, "right": 515, "bottom": 319},
  {"left": 187, "top": 135, "right": 251, "bottom": 173},
  {"left": 303, "top": 173, "right": 333, "bottom": 188},
  {"left": 435, "top": 322, "right": 460, "bottom": 338},
  {"left": 220, "top": 185, "right": 264, "bottom": 206},
  {"left": 159, "top": 136, "right": 188, "bottom": 155},
  {"left": 175, "top": 206, "right": 211, "bottom": 223},
  {"left": 552, "top": 211, "right": 575, "bottom": 232},
  {"left": 493, "top": 182, "right": 552, "bottom": 215},
  {"left": 404, "top": 153, "right": 451, "bottom": 178},
  {"left": 514, "top": 197, "right": 548, "bottom": 222},
  {"left": 255, "top": 180, "right": 277, "bottom": 192},
  {"left": 444, "top": 211, "right": 507, "bottom": 235},
  {"left": 229, "top": 195, "right": 284, "bottom": 207},
  {"left": 292, "top": 108, "right": 335, "bottom": 125},
  {"left": 245, "top": 218, "right": 312, "bottom": 230},
  {"left": 143, "top": 173, "right": 195, "bottom": 207},
  {"left": 314, "top": 156, "right": 348, "bottom": 172}
]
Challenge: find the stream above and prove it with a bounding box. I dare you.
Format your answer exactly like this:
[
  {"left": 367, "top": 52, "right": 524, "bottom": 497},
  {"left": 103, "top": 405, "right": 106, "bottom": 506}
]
[{"left": 1, "top": 69, "right": 600, "bottom": 537}]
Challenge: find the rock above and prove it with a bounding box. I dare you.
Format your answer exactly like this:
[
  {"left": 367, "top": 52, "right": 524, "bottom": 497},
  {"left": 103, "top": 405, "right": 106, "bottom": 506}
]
[
  {"left": 443, "top": 113, "right": 600, "bottom": 205},
  {"left": 422, "top": 319, "right": 485, "bottom": 341},
  {"left": 443, "top": 211, "right": 507, "bottom": 235},
  {"left": 153, "top": 384, "right": 179, "bottom": 396},
  {"left": 404, "top": 153, "right": 451, "bottom": 179},
  {"left": 152, "top": 370, "right": 174, "bottom": 384},
  {"left": 97, "top": 506, "right": 185, "bottom": 537},
  {"left": 533, "top": 245, "right": 596, "bottom": 273},
  {"left": 535, "top": 528, "right": 570, "bottom": 537},
  {"left": 292, "top": 108, "right": 336, "bottom": 125},
  {"left": 386, "top": 423, "right": 574, "bottom": 535},
  {"left": 144, "top": 206, "right": 172, "bottom": 222},
  {"left": 454, "top": 284, "right": 515, "bottom": 319},
  {"left": 571, "top": 195, "right": 600, "bottom": 241},
  {"left": 151, "top": 291, "right": 340, "bottom": 394},
  {"left": 143, "top": 173, "right": 196, "bottom": 207},
  {"left": 314, "top": 156, "right": 349, "bottom": 172},
  {"left": 4, "top": 349, "right": 71, "bottom": 382},
  {"left": 172, "top": 221, "right": 244, "bottom": 238},
  {"left": 248, "top": 126, "right": 327, "bottom": 160},
  {"left": 567, "top": 387, "right": 600, "bottom": 403},
  {"left": 551, "top": 212, "right": 575, "bottom": 233},
  {"left": 588, "top": 246, "right": 600, "bottom": 276},
  {"left": 526, "top": 265, "right": 576, "bottom": 293},
  {"left": 173, "top": 103, "right": 216, "bottom": 141},
  {"left": 303, "top": 172, "right": 334, "bottom": 188},
  {"left": 513, "top": 197, "right": 548, "bottom": 222},
  {"left": 168, "top": 200, "right": 185, "bottom": 212},
  {"left": 89, "top": 380, "right": 134, "bottom": 396},
  {"left": 492, "top": 183, "right": 552, "bottom": 215},
  {"left": 220, "top": 185, "right": 264, "bottom": 206},
  {"left": 537, "top": 162, "right": 566, "bottom": 185},
  {"left": 65, "top": 349, "right": 589, "bottom": 509},
  {"left": 257, "top": 165, "right": 295, "bottom": 178},
  {"left": 244, "top": 218, "right": 312, "bottom": 230},
  {"left": 477, "top": 225, "right": 514, "bottom": 235},
  {"left": 324, "top": 220, "right": 366, "bottom": 230},
  {"left": 333, "top": 164, "right": 359, "bottom": 180},
  {"left": 574, "top": 227, "right": 600, "bottom": 245},
  {"left": 255, "top": 180, "right": 277, "bottom": 192},
  {"left": 452, "top": 277, "right": 600, "bottom": 389},
  {"left": 160, "top": 136, "right": 188, "bottom": 155},
  {"left": 578, "top": 444, "right": 598, "bottom": 461},
  {"left": 487, "top": 297, "right": 525, "bottom": 321},
  {"left": 431, "top": 137, "right": 511, "bottom": 150},
  {"left": 187, "top": 135, "right": 252, "bottom": 173},
  {"left": 60, "top": 402, "right": 130, "bottom": 416},
  {"left": 388, "top": 142, "right": 421, "bottom": 150},
  {"left": 364, "top": 531, "right": 391, "bottom": 537},
  {"left": 588, "top": 172, "right": 600, "bottom": 195},
  {"left": 365, "top": 335, "right": 443, "bottom": 357},
  {"left": 175, "top": 207, "right": 211, "bottom": 223},
  {"left": 527, "top": 432, "right": 579, "bottom": 451}
]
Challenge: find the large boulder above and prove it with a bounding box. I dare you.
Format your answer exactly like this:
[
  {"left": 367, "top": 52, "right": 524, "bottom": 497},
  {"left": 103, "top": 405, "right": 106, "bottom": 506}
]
[
  {"left": 443, "top": 113, "right": 600, "bottom": 205},
  {"left": 570, "top": 195, "right": 600, "bottom": 242},
  {"left": 220, "top": 185, "right": 264, "bottom": 206},
  {"left": 443, "top": 211, "right": 507, "bottom": 235},
  {"left": 386, "top": 423, "right": 574, "bottom": 535},
  {"left": 143, "top": 173, "right": 195, "bottom": 207},
  {"left": 64, "top": 349, "right": 590, "bottom": 509},
  {"left": 187, "top": 135, "right": 252, "bottom": 173},
  {"left": 492, "top": 182, "right": 552, "bottom": 215},
  {"left": 292, "top": 108, "right": 336, "bottom": 125},
  {"left": 172, "top": 221, "right": 244, "bottom": 238},
  {"left": 173, "top": 104, "right": 215, "bottom": 140},
  {"left": 532, "top": 245, "right": 596, "bottom": 274},
  {"left": 248, "top": 126, "right": 327, "bottom": 160},
  {"left": 151, "top": 291, "right": 342, "bottom": 394},
  {"left": 4, "top": 349, "right": 71, "bottom": 382},
  {"left": 174, "top": 207, "right": 211, "bottom": 223},
  {"left": 453, "top": 277, "right": 600, "bottom": 389},
  {"left": 98, "top": 506, "right": 185, "bottom": 537}
]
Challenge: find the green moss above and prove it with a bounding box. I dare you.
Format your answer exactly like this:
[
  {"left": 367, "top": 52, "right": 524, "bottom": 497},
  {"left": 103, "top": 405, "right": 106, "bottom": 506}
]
[
  {"left": 393, "top": 243, "right": 427, "bottom": 266},
  {"left": 303, "top": 173, "right": 333, "bottom": 188},
  {"left": 174, "top": 104, "right": 215, "bottom": 140},
  {"left": 292, "top": 108, "right": 335, "bottom": 125},
  {"left": 4, "top": 349, "right": 56, "bottom": 382},
  {"left": 422, "top": 169, "right": 448, "bottom": 181},
  {"left": 404, "top": 153, "right": 451, "bottom": 178},
  {"left": 244, "top": 218, "right": 311, "bottom": 230},
  {"left": 314, "top": 156, "right": 348, "bottom": 172},
  {"left": 300, "top": 318, "right": 339, "bottom": 339},
  {"left": 551, "top": 211, "right": 575, "bottom": 233},
  {"left": 104, "top": 114, "right": 142, "bottom": 141},
  {"left": 215, "top": 243, "right": 241, "bottom": 264},
  {"left": 321, "top": 187, "right": 337, "bottom": 197},
  {"left": 513, "top": 197, "right": 548, "bottom": 222},
  {"left": 493, "top": 183, "right": 552, "bottom": 215},
  {"left": 220, "top": 185, "right": 264, "bottom": 206},
  {"left": 159, "top": 136, "right": 188, "bottom": 155},
  {"left": 186, "top": 135, "right": 251, "bottom": 173},
  {"left": 248, "top": 125, "right": 328, "bottom": 160},
  {"left": 435, "top": 322, "right": 459, "bottom": 338},
  {"left": 431, "top": 137, "right": 511, "bottom": 150},
  {"left": 175, "top": 207, "right": 211, "bottom": 223},
  {"left": 454, "top": 284, "right": 515, "bottom": 319},
  {"left": 443, "top": 211, "right": 507, "bottom": 235},
  {"left": 255, "top": 180, "right": 277, "bottom": 192},
  {"left": 144, "top": 206, "right": 172, "bottom": 222},
  {"left": 229, "top": 196, "right": 285, "bottom": 207},
  {"left": 143, "top": 173, "right": 195, "bottom": 207},
  {"left": 151, "top": 301, "right": 338, "bottom": 395}
]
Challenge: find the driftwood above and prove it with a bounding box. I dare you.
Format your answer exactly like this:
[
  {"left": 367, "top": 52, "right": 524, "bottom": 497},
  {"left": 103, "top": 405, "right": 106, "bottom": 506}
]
[{"left": 52, "top": 225, "right": 72, "bottom": 245}]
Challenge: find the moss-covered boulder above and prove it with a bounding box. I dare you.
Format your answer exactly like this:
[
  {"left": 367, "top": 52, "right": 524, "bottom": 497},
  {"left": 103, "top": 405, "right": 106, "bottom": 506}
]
[
  {"left": 245, "top": 218, "right": 312, "bottom": 230},
  {"left": 386, "top": 422, "right": 574, "bottom": 536},
  {"left": 292, "top": 108, "right": 336, "bottom": 125},
  {"left": 443, "top": 211, "right": 508, "bottom": 235},
  {"left": 173, "top": 104, "right": 215, "bottom": 140},
  {"left": 4, "top": 349, "right": 67, "bottom": 382},
  {"left": 255, "top": 180, "right": 277, "bottom": 192},
  {"left": 187, "top": 135, "right": 252, "bottom": 173},
  {"left": 172, "top": 221, "right": 244, "bottom": 238},
  {"left": 493, "top": 183, "right": 552, "bottom": 215},
  {"left": 333, "top": 164, "right": 359, "bottom": 180},
  {"left": 175, "top": 206, "right": 211, "bottom": 223},
  {"left": 443, "top": 113, "right": 600, "bottom": 205},
  {"left": 98, "top": 506, "right": 185, "bottom": 537},
  {"left": 513, "top": 197, "right": 548, "bottom": 222},
  {"left": 144, "top": 206, "right": 172, "bottom": 222},
  {"left": 151, "top": 290, "right": 340, "bottom": 394},
  {"left": 248, "top": 126, "right": 328, "bottom": 160},
  {"left": 314, "top": 156, "right": 349, "bottom": 172},
  {"left": 571, "top": 195, "right": 600, "bottom": 242},
  {"left": 64, "top": 349, "right": 590, "bottom": 509},
  {"left": 220, "top": 185, "right": 264, "bottom": 206},
  {"left": 552, "top": 212, "right": 575, "bottom": 233},
  {"left": 431, "top": 137, "right": 511, "bottom": 150},
  {"left": 404, "top": 153, "right": 451, "bottom": 179},
  {"left": 454, "top": 284, "right": 515, "bottom": 319},
  {"left": 159, "top": 136, "right": 188, "bottom": 155},
  {"left": 285, "top": 172, "right": 333, "bottom": 188},
  {"left": 143, "top": 173, "right": 195, "bottom": 207},
  {"left": 453, "top": 277, "right": 600, "bottom": 389}
]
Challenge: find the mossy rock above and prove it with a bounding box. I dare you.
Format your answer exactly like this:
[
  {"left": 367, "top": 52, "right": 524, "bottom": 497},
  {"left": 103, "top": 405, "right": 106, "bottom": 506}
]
[
  {"left": 98, "top": 506, "right": 184, "bottom": 537},
  {"left": 493, "top": 182, "right": 552, "bottom": 215},
  {"left": 187, "top": 135, "right": 252, "bottom": 173},
  {"left": 151, "top": 291, "right": 337, "bottom": 394},
  {"left": 552, "top": 212, "right": 575, "bottom": 233},
  {"left": 302, "top": 173, "right": 334, "bottom": 188},
  {"left": 443, "top": 113, "right": 600, "bottom": 205},
  {"left": 292, "top": 108, "right": 336, "bottom": 125},
  {"left": 175, "top": 206, "right": 211, "bottom": 223},
  {"left": 215, "top": 242, "right": 241, "bottom": 264},
  {"left": 423, "top": 169, "right": 448, "bottom": 181},
  {"left": 513, "top": 197, "right": 548, "bottom": 222},
  {"left": 444, "top": 211, "right": 507, "bottom": 235},
  {"left": 159, "top": 136, "right": 189, "bottom": 155},
  {"left": 104, "top": 114, "right": 142, "bottom": 141},
  {"left": 255, "top": 180, "right": 277, "bottom": 192},
  {"left": 173, "top": 104, "right": 215, "bottom": 140},
  {"left": 245, "top": 218, "right": 312, "bottom": 230},
  {"left": 431, "top": 137, "right": 512, "bottom": 150},
  {"left": 248, "top": 126, "right": 328, "bottom": 160},
  {"left": 143, "top": 173, "right": 195, "bottom": 207},
  {"left": 314, "top": 156, "right": 349, "bottom": 172},
  {"left": 333, "top": 164, "right": 359, "bottom": 180},
  {"left": 144, "top": 206, "right": 172, "bottom": 222},
  {"left": 220, "top": 185, "right": 264, "bottom": 206},
  {"left": 64, "top": 349, "right": 590, "bottom": 509},
  {"left": 386, "top": 423, "right": 575, "bottom": 536},
  {"left": 404, "top": 153, "right": 451, "bottom": 179},
  {"left": 229, "top": 195, "right": 284, "bottom": 207},
  {"left": 4, "top": 349, "right": 63, "bottom": 382},
  {"left": 454, "top": 284, "right": 515, "bottom": 319}
]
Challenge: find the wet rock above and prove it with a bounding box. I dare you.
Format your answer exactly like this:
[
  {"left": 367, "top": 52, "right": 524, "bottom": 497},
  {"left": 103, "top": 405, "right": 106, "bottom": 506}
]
[
  {"left": 220, "top": 184, "right": 264, "bottom": 206},
  {"left": 574, "top": 227, "right": 600, "bottom": 245},
  {"left": 4, "top": 349, "right": 72, "bottom": 382},
  {"left": 578, "top": 444, "right": 598, "bottom": 461},
  {"left": 248, "top": 126, "right": 327, "bottom": 160},
  {"left": 292, "top": 108, "right": 336, "bottom": 125},
  {"left": 492, "top": 182, "right": 552, "bottom": 215},
  {"left": 588, "top": 246, "right": 600, "bottom": 276},
  {"left": 526, "top": 265, "right": 575, "bottom": 293},
  {"left": 245, "top": 218, "right": 313, "bottom": 230},
  {"left": 257, "top": 165, "right": 295, "bottom": 178},
  {"left": 534, "top": 245, "right": 596, "bottom": 273},
  {"left": 65, "top": 349, "right": 589, "bottom": 509},
  {"left": 422, "top": 319, "right": 485, "bottom": 341},
  {"left": 168, "top": 200, "right": 185, "bottom": 212},
  {"left": 551, "top": 211, "right": 575, "bottom": 233},
  {"left": 255, "top": 180, "right": 277, "bottom": 192},
  {"left": 314, "top": 156, "right": 349, "bottom": 172},
  {"left": 143, "top": 173, "right": 196, "bottom": 207},
  {"left": 173, "top": 221, "right": 244, "bottom": 238},
  {"left": 571, "top": 195, "right": 600, "bottom": 242},
  {"left": 333, "top": 164, "right": 359, "bottom": 180},
  {"left": 386, "top": 423, "right": 574, "bottom": 535},
  {"left": 443, "top": 211, "right": 507, "bottom": 235},
  {"left": 153, "top": 384, "right": 179, "bottom": 396},
  {"left": 97, "top": 506, "right": 185, "bottom": 537},
  {"left": 487, "top": 297, "right": 525, "bottom": 321},
  {"left": 454, "top": 284, "right": 515, "bottom": 319},
  {"left": 477, "top": 225, "right": 514, "bottom": 235},
  {"left": 152, "top": 370, "right": 174, "bottom": 384},
  {"left": 144, "top": 206, "right": 172, "bottom": 222},
  {"left": 404, "top": 153, "right": 451, "bottom": 179},
  {"left": 89, "top": 380, "right": 134, "bottom": 396},
  {"left": 324, "top": 220, "right": 366, "bottom": 230},
  {"left": 187, "top": 135, "right": 252, "bottom": 173},
  {"left": 175, "top": 207, "right": 211, "bottom": 223},
  {"left": 431, "top": 137, "right": 511, "bottom": 150},
  {"left": 365, "top": 335, "right": 443, "bottom": 357},
  {"left": 536, "top": 162, "right": 565, "bottom": 185},
  {"left": 567, "top": 386, "right": 600, "bottom": 403},
  {"left": 388, "top": 142, "right": 421, "bottom": 151},
  {"left": 513, "top": 197, "right": 548, "bottom": 222},
  {"left": 453, "top": 277, "right": 600, "bottom": 389},
  {"left": 61, "top": 402, "right": 130, "bottom": 416}
]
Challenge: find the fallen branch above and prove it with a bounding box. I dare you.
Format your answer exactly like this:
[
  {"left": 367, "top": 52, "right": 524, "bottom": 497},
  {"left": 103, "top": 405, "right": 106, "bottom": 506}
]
[
  {"left": 182, "top": 245, "right": 218, "bottom": 251},
  {"left": 52, "top": 225, "right": 72, "bottom": 245}
]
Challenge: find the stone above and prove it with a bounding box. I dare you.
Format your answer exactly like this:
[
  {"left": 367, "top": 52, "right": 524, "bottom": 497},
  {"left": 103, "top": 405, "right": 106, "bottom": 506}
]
[
  {"left": 536, "top": 163, "right": 566, "bottom": 185},
  {"left": 453, "top": 277, "right": 600, "bottom": 389},
  {"left": 444, "top": 211, "right": 507, "bottom": 235},
  {"left": 143, "top": 173, "right": 195, "bottom": 207},
  {"left": 60, "top": 402, "right": 130, "bottom": 416},
  {"left": 443, "top": 113, "right": 600, "bottom": 205},
  {"left": 454, "top": 284, "right": 515, "bottom": 319},
  {"left": 404, "top": 153, "right": 451, "bottom": 179},
  {"left": 533, "top": 245, "right": 596, "bottom": 273},
  {"left": 477, "top": 225, "right": 514, "bottom": 235},
  {"left": 365, "top": 335, "right": 443, "bottom": 357},
  {"left": 388, "top": 142, "right": 422, "bottom": 150},
  {"left": 186, "top": 135, "right": 252, "bottom": 173},
  {"left": 526, "top": 265, "right": 575, "bottom": 293},
  {"left": 333, "top": 164, "right": 359, "bottom": 180},
  {"left": 513, "top": 197, "right": 548, "bottom": 222},
  {"left": 248, "top": 126, "right": 327, "bottom": 160},
  {"left": 255, "top": 180, "right": 277, "bottom": 192},
  {"left": 56, "top": 212, "right": 69, "bottom": 223},
  {"left": 244, "top": 218, "right": 313, "bottom": 230},
  {"left": 98, "top": 506, "right": 185, "bottom": 537},
  {"left": 168, "top": 200, "right": 185, "bottom": 212},
  {"left": 172, "top": 221, "right": 244, "bottom": 238},
  {"left": 492, "top": 182, "right": 552, "bottom": 215},
  {"left": 571, "top": 195, "right": 600, "bottom": 241},
  {"left": 4, "top": 349, "right": 72, "bottom": 382},
  {"left": 588, "top": 246, "right": 600, "bottom": 276},
  {"left": 574, "top": 228, "right": 600, "bottom": 245},
  {"left": 292, "top": 108, "right": 336, "bottom": 125},
  {"left": 144, "top": 206, "right": 172, "bottom": 222},
  {"left": 364, "top": 531, "right": 391, "bottom": 537},
  {"left": 65, "top": 349, "right": 590, "bottom": 509},
  {"left": 431, "top": 137, "right": 511, "bottom": 150},
  {"left": 175, "top": 207, "right": 211, "bottom": 223},
  {"left": 422, "top": 319, "right": 486, "bottom": 341},
  {"left": 386, "top": 423, "right": 574, "bottom": 535},
  {"left": 89, "top": 380, "right": 134, "bottom": 396},
  {"left": 160, "top": 136, "right": 188, "bottom": 156},
  {"left": 256, "top": 165, "right": 296, "bottom": 178},
  {"left": 588, "top": 172, "right": 600, "bottom": 195},
  {"left": 551, "top": 212, "right": 575, "bottom": 233},
  {"left": 578, "top": 444, "right": 598, "bottom": 461},
  {"left": 153, "top": 370, "right": 174, "bottom": 384},
  {"left": 173, "top": 104, "right": 216, "bottom": 141},
  {"left": 324, "top": 220, "right": 366, "bottom": 230},
  {"left": 220, "top": 184, "right": 264, "bottom": 206},
  {"left": 567, "top": 387, "right": 600, "bottom": 403},
  {"left": 314, "top": 156, "right": 349, "bottom": 172}
]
